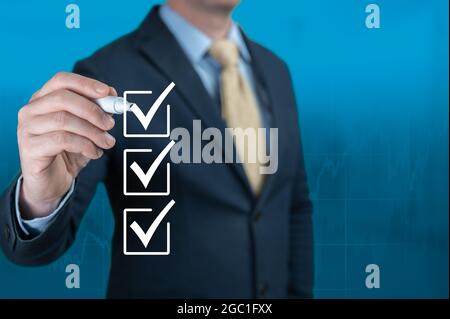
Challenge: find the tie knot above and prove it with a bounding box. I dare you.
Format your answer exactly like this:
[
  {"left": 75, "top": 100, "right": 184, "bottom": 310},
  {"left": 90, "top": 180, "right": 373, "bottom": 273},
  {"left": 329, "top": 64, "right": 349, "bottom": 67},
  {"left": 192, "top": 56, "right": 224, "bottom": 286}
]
[{"left": 209, "top": 40, "right": 239, "bottom": 68}]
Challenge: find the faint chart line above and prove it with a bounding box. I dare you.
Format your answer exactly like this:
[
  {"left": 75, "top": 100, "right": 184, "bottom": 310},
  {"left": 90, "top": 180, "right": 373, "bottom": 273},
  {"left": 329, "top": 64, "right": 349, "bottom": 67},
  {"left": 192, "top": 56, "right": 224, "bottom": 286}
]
[{"left": 52, "top": 192, "right": 112, "bottom": 292}]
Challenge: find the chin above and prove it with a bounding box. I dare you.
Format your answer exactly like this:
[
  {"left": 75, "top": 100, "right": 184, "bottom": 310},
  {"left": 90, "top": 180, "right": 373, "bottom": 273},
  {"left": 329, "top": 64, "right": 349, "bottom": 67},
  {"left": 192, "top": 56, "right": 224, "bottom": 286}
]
[{"left": 202, "top": 0, "right": 241, "bottom": 13}]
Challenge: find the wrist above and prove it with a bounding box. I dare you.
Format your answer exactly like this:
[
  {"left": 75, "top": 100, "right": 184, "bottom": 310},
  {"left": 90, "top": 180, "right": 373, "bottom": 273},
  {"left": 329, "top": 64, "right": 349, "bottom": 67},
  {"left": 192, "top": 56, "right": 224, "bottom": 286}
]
[{"left": 19, "top": 180, "right": 62, "bottom": 219}]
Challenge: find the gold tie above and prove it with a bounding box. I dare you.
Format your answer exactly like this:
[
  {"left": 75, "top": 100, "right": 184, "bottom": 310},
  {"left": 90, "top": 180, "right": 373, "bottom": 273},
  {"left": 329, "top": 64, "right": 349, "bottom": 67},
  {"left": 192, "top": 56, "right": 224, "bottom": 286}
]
[{"left": 209, "top": 40, "right": 265, "bottom": 195}]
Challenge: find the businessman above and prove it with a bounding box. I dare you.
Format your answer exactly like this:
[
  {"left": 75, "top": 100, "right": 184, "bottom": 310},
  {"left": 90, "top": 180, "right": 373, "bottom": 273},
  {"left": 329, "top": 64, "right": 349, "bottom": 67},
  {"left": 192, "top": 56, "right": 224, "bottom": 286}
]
[{"left": 0, "top": 0, "right": 313, "bottom": 298}]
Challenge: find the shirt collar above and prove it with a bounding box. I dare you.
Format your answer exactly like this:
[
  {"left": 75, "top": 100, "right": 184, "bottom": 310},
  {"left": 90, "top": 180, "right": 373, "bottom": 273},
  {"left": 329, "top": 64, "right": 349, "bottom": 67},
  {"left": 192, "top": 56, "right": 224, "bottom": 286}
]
[
  {"left": 228, "top": 22, "right": 251, "bottom": 63},
  {"left": 159, "top": 4, "right": 251, "bottom": 64}
]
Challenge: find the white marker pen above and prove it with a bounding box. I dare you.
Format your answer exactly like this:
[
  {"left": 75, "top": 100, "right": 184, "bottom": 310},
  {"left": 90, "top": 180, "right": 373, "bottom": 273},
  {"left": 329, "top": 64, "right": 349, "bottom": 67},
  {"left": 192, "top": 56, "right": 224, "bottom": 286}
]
[{"left": 95, "top": 96, "right": 135, "bottom": 114}]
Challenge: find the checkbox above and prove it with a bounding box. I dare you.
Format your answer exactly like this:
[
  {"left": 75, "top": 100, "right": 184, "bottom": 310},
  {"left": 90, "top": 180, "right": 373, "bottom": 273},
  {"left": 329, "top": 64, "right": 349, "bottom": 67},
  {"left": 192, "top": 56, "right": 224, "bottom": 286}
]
[
  {"left": 123, "top": 200, "right": 175, "bottom": 255},
  {"left": 123, "top": 82, "right": 175, "bottom": 137},
  {"left": 123, "top": 141, "right": 175, "bottom": 196}
]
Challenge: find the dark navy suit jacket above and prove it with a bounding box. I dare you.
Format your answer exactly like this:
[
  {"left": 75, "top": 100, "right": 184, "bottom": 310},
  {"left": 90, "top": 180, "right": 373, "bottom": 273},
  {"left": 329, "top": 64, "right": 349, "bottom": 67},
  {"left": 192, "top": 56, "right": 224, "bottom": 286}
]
[{"left": 0, "top": 6, "right": 313, "bottom": 298}]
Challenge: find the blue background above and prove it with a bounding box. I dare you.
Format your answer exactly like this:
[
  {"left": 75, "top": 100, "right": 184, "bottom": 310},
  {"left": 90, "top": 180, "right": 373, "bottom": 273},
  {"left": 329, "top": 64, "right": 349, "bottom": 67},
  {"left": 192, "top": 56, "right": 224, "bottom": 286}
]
[{"left": 0, "top": 0, "right": 448, "bottom": 298}]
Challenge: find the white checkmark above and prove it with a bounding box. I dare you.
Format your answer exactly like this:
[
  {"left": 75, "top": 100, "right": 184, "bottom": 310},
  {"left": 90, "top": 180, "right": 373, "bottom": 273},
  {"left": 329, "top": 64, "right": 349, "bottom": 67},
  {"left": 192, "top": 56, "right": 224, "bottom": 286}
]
[
  {"left": 129, "top": 200, "right": 175, "bottom": 248},
  {"left": 129, "top": 82, "right": 175, "bottom": 130},
  {"left": 130, "top": 140, "right": 175, "bottom": 189}
]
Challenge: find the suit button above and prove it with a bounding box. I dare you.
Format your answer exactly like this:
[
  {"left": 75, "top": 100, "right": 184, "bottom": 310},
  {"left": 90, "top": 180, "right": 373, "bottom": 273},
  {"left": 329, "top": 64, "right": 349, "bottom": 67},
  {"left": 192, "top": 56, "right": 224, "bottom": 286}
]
[
  {"left": 4, "top": 224, "right": 11, "bottom": 242},
  {"left": 259, "top": 283, "right": 268, "bottom": 297},
  {"left": 253, "top": 211, "right": 262, "bottom": 222}
]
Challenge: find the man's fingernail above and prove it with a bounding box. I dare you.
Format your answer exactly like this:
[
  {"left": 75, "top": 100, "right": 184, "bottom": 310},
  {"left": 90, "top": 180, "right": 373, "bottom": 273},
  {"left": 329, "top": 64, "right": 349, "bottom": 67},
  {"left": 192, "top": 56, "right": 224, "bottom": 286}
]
[
  {"left": 106, "top": 115, "right": 115, "bottom": 128},
  {"left": 104, "top": 132, "right": 116, "bottom": 146},
  {"left": 95, "top": 83, "right": 109, "bottom": 94},
  {"left": 110, "top": 86, "right": 118, "bottom": 96}
]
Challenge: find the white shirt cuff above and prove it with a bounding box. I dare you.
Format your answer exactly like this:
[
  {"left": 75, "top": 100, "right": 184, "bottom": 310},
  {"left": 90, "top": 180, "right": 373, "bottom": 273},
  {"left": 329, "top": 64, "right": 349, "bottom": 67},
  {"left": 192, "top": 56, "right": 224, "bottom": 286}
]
[{"left": 14, "top": 176, "right": 75, "bottom": 236}]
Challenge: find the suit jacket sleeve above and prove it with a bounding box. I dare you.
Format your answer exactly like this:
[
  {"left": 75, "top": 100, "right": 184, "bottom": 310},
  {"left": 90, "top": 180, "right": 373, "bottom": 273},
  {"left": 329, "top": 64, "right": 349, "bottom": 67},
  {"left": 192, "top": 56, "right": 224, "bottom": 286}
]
[
  {"left": 0, "top": 60, "right": 110, "bottom": 266},
  {"left": 285, "top": 65, "right": 314, "bottom": 299}
]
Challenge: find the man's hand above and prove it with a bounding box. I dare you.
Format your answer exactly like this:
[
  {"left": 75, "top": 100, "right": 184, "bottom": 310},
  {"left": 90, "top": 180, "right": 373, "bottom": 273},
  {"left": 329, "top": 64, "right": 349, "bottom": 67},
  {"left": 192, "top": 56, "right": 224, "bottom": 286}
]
[{"left": 17, "top": 72, "right": 117, "bottom": 219}]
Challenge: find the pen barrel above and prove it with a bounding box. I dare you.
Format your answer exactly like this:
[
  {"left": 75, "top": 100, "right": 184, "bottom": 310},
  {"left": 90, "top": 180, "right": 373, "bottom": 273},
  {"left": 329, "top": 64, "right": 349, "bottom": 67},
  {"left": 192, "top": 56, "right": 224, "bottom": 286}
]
[
  {"left": 113, "top": 97, "right": 126, "bottom": 113},
  {"left": 95, "top": 96, "right": 126, "bottom": 114}
]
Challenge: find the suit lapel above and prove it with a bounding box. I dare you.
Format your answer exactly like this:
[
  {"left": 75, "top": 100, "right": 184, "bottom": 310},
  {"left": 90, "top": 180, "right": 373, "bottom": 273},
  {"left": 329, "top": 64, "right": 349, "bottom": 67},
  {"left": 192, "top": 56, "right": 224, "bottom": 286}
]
[
  {"left": 137, "top": 8, "right": 225, "bottom": 131},
  {"left": 243, "top": 34, "right": 288, "bottom": 208},
  {"left": 136, "top": 7, "right": 252, "bottom": 195}
]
